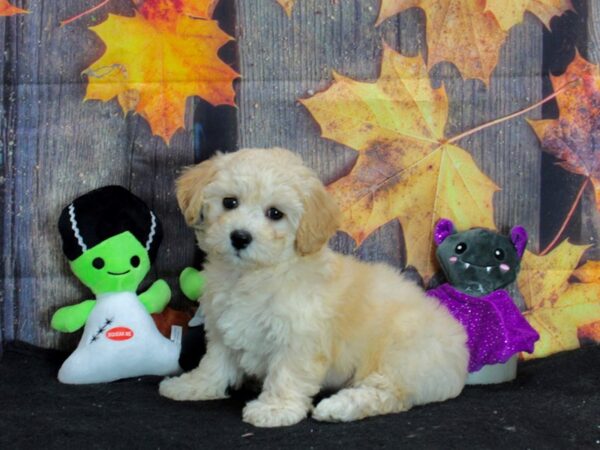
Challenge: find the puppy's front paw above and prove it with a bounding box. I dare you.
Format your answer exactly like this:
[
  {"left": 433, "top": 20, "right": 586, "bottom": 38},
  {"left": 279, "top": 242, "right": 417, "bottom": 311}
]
[
  {"left": 313, "top": 387, "right": 409, "bottom": 422},
  {"left": 312, "top": 395, "right": 354, "bottom": 422},
  {"left": 243, "top": 399, "right": 307, "bottom": 428},
  {"left": 159, "top": 375, "right": 228, "bottom": 401}
]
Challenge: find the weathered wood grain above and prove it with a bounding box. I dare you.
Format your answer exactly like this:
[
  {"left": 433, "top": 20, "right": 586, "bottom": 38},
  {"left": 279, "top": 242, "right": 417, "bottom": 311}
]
[
  {"left": 0, "top": 10, "right": 9, "bottom": 356},
  {"left": 1, "top": 0, "right": 197, "bottom": 350},
  {"left": 233, "top": 0, "right": 544, "bottom": 282}
]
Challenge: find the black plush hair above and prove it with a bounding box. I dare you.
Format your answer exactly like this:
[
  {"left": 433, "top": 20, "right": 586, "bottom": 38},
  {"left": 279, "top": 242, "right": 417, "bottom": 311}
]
[{"left": 58, "top": 186, "right": 163, "bottom": 262}]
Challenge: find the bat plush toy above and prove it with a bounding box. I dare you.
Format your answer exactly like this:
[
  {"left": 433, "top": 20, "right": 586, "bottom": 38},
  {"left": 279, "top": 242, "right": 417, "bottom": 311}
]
[{"left": 427, "top": 219, "right": 539, "bottom": 384}]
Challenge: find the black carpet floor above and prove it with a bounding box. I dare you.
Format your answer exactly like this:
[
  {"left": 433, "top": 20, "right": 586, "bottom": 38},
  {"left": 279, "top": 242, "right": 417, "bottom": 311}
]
[{"left": 0, "top": 342, "right": 599, "bottom": 450}]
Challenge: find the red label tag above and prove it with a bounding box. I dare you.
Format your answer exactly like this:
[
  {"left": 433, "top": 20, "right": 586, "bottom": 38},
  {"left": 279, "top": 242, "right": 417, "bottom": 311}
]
[{"left": 105, "top": 327, "right": 134, "bottom": 341}]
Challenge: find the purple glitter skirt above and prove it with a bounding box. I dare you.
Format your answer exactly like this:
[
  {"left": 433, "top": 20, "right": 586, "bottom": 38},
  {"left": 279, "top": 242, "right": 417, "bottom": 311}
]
[{"left": 428, "top": 283, "right": 540, "bottom": 372}]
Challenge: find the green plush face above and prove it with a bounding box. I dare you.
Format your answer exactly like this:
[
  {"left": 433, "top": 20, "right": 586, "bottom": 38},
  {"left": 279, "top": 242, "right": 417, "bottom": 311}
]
[{"left": 69, "top": 231, "right": 150, "bottom": 295}]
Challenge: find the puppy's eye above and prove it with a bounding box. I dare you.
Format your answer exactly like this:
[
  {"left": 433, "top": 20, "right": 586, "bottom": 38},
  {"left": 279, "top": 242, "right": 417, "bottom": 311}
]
[
  {"left": 455, "top": 243, "right": 467, "bottom": 254},
  {"left": 222, "top": 197, "right": 239, "bottom": 210},
  {"left": 266, "top": 207, "right": 284, "bottom": 221}
]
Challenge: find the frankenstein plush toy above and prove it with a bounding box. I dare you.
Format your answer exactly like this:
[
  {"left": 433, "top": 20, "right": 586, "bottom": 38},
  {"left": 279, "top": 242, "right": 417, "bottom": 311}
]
[
  {"left": 427, "top": 219, "right": 539, "bottom": 384},
  {"left": 52, "top": 186, "right": 180, "bottom": 384}
]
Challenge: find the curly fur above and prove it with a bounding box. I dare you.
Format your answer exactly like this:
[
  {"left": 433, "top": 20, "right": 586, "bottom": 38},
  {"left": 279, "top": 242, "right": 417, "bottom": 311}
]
[{"left": 160, "top": 147, "right": 469, "bottom": 427}]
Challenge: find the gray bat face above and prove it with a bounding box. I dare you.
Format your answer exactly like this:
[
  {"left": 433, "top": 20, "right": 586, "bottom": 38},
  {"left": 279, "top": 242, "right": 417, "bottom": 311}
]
[{"left": 436, "top": 228, "right": 522, "bottom": 296}]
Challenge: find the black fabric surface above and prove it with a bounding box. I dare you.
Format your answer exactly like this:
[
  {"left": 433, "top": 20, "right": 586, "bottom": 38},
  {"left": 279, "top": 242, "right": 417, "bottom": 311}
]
[{"left": 1, "top": 342, "right": 599, "bottom": 449}]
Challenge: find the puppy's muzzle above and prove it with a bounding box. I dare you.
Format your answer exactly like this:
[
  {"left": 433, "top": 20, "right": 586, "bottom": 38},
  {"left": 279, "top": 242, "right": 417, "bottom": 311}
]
[{"left": 230, "top": 229, "right": 253, "bottom": 250}]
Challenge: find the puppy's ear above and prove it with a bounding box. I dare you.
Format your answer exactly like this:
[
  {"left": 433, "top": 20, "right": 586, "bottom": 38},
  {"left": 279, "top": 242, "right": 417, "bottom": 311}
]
[
  {"left": 176, "top": 159, "right": 217, "bottom": 226},
  {"left": 296, "top": 180, "right": 341, "bottom": 256}
]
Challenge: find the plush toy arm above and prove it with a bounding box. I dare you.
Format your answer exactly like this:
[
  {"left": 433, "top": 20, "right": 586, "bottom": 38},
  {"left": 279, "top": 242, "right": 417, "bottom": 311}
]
[
  {"left": 139, "top": 279, "right": 172, "bottom": 314},
  {"left": 51, "top": 300, "right": 96, "bottom": 333},
  {"left": 179, "top": 267, "right": 206, "bottom": 301}
]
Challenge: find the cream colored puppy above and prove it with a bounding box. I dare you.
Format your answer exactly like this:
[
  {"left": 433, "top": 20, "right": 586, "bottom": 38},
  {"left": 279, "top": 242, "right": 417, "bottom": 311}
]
[{"left": 159, "top": 147, "right": 469, "bottom": 427}]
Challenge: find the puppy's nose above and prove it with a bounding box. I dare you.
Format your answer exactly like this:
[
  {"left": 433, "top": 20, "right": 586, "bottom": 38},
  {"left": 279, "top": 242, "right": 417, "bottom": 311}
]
[{"left": 230, "top": 230, "right": 253, "bottom": 250}]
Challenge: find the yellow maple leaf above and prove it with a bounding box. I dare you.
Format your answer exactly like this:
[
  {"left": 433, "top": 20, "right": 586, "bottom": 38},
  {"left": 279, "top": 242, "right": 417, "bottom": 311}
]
[
  {"left": 518, "top": 242, "right": 600, "bottom": 359},
  {"left": 84, "top": 3, "right": 238, "bottom": 144},
  {"left": 0, "top": 0, "right": 28, "bottom": 16},
  {"left": 276, "top": 0, "right": 296, "bottom": 16},
  {"left": 485, "top": 0, "right": 573, "bottom": 31},
  {"left": 376, "top": 0, "right": 507, "bottom": 84},
  {"left": 518, "top": 241, "right": 587, "bottom": 309},
  {"left": 572, "top": 260, "right": 600, "bottom": 344},
  {"left": 301, "top": 44, "right": 498, "bottom": 280}
]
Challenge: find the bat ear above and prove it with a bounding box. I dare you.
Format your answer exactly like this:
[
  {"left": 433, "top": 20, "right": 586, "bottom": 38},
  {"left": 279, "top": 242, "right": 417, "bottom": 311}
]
[
  {"left": 434, "top": 219, "right": 455, "bottom": 245},
  {"left": 510, "top": 226, "right": 528, "bottom": 258}
]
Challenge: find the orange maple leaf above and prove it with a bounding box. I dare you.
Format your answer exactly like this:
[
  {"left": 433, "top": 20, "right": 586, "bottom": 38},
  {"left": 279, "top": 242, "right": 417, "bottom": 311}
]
[
  {"left": 518, "top": 241, "right": 600, "bottom": 359},
  {"left": 573, "top": 260, "right": 600, "bottom": 284},
  {"left": 84, "top": 0, "right": 238, "bottom": 143},
  {"left": 485, "top": 0, "right": 573, "bottom": 31},
  {"left": 528, "top": 53, "right": 600, "bottom": 211},
  {"left": 301, "top": 44, "right": 498, "bottom": 281},
  {"left": 0, "top": 0, "right": 28, "bottom": 16},
  {"left": 578, "top": 321, "right": 600, "bottom": 343},
  {"left": 276, "top": 0, "right": 296, "bottom": 16},
  {"left": 140, "top": 0, "right": 220, "bottom": 20}
]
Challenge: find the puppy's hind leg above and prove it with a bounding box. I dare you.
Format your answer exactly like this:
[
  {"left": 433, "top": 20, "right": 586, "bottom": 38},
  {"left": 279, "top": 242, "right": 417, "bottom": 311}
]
[{"left": 312, "top": 374, "right": 409, "bottom": 422}]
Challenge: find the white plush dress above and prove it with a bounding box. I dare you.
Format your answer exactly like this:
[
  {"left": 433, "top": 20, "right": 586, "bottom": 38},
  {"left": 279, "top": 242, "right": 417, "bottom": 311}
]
[{"left": 58, "top": 292, "right": 180, "bottom": 384}]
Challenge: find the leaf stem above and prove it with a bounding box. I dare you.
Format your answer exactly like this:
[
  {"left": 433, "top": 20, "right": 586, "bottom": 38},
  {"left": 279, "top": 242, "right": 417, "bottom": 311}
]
[
  {"left": 444, "top": 80, "right": 579, "bottom": 145},
  {"left": 60, "top": 0, "right": 111, "bottom": 27},
  {"left": 539, "top": 177, "right": 590, "bottom": 256}
]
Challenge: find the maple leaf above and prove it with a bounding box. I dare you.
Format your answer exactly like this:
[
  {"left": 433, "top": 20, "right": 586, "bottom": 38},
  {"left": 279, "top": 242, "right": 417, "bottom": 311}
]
[
  {"left": 518, "top": 241, "right": 587, "bottom": 308},
  {"left": 376, "top": 0, "right": 507, "bottom": 84},
  {"left": 140, "top": 0, "right": 219, "bottom": 20},
  {"left": 276, "top": 0, "right": 296, "bottom": 16},
  {"left": 578, "top": 321, "right": 600, "bottom": 343},
  {"left": 0, "top": 0, "right": 28, "bottom": 16},
  {"left": 528, "top": 53, "right": 600, "bottom": 211},
  {"left": 518, "top": 242, "right": 600, "bottom": 359},
  {"left": 573, "top": 261, "right": 600, "bottom": 343},
  {"left": 485, "top": 0, "right": 573, "bottom": 31},
  {"left": 573, "top": 260, "right": 600, "bottom": 284},
  {"left": 84, "top": 0, "right": 238, "bottom": 143},
  {"left": 301, "top": 44, "right": 498, "bottom": 281}
]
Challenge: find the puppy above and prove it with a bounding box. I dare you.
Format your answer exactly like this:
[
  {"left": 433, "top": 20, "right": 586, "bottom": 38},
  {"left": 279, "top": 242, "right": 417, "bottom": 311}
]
[{"left": 159, "top": 148, "right": 468, "bottom": 427}]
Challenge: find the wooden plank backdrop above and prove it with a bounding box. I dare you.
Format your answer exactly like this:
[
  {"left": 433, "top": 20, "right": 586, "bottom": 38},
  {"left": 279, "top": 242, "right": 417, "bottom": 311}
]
[
  {"left": 1, "top": 0, "right": 598, "bottom": 352},
  {"left": 1, "top": 0, "right": 197, "bottom": 352},
  {"left": 1, "top": 14, "right": 7, "bottom": 355}
]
